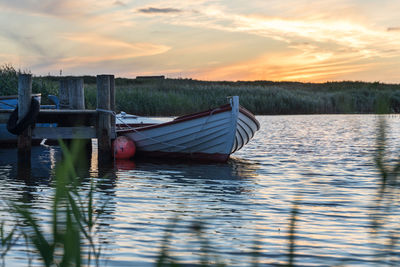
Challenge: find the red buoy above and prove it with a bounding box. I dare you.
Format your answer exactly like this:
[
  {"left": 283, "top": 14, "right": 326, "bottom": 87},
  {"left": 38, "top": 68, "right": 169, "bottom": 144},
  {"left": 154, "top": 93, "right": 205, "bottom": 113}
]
[{"left": 112, "top": 136, "right": 136, "bottom": 159}]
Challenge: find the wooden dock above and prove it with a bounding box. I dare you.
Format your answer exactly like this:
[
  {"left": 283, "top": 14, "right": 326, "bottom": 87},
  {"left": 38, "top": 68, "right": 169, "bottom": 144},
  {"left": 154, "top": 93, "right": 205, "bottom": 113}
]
[{"left": 0, "top": 74, "right": 116, "bottom": 166}]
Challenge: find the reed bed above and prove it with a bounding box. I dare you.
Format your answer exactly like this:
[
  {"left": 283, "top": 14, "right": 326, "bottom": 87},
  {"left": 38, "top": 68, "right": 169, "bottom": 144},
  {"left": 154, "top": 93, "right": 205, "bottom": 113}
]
[
  {"left": 1, "top": 65, "right": 399, "bottom": 115},
  {"left": 83, "top": 79, "right": 400, "bottom": 116},
  {"left": 0, "top": 65, "right": 58, "bottom": 104}
]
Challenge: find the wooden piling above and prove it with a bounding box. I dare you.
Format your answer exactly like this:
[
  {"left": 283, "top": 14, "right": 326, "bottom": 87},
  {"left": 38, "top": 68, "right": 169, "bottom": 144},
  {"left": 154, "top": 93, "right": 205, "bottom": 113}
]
[
  {"left": 109, "top": 75, "right": 115, "bottom": 130},
  {"left": 59, "top": 78, "right": 70, "bottom": 109},
  {"left": 69, "top": 77, "right": 91, "bottom": 152},
  {"left": 97, "top": 75, "right": 112, "bottom": 163},
  {"left": 17, "top": 74, "right": 32, "bottom": 164},
  {"left": 68, "top": 78, "right": 85, "bottom": 110},
  {"left": 59, "top": 78, "right": 85, "bottom": 110}
]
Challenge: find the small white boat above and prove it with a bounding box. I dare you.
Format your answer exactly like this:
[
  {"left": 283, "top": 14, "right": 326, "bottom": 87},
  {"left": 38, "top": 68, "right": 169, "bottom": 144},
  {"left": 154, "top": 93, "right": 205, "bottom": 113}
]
[{"left": 116, "top": 96, "right": 260, "bottom": 162}]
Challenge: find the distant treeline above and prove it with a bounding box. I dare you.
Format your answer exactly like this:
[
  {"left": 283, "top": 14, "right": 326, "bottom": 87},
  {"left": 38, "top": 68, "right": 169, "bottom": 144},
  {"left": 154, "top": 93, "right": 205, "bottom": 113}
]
[{"left": 1, "top": 64, "right": 400, "bottom": 115}]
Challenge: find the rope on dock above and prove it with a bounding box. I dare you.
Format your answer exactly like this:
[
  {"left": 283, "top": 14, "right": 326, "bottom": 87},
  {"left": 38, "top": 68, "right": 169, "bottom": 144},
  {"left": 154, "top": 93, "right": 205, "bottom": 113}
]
[{"left": 96, "top": 108, "right": 116, "bottom": 116}]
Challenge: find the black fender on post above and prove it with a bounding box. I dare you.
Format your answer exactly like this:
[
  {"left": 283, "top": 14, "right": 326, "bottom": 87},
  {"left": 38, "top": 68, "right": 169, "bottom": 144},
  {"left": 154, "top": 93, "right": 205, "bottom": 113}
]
[{"left": 7, "top": 98, "right": 40, "bottom": 135}]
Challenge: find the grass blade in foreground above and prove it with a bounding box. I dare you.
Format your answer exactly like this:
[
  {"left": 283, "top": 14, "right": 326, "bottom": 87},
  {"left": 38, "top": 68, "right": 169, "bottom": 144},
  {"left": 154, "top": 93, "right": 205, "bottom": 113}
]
[{"left": 9, "top": 140, "right": 103, "bottom": 266}]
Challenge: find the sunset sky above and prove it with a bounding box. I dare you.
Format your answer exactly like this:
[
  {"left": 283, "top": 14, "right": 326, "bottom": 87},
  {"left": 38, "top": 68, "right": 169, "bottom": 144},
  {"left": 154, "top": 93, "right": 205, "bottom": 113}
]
[{"left": 0, "top": 0, "right": 399, "bottom": 82}]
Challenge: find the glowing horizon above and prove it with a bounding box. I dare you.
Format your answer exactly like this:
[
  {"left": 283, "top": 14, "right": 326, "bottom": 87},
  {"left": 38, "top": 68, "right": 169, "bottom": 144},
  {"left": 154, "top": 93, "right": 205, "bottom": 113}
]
[{"left": 0, "top": 0, "right": 399, "bottom": 83}]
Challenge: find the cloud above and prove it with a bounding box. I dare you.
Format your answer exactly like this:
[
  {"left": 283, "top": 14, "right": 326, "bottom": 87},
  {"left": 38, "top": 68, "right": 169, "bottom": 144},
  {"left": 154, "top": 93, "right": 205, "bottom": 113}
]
[
  {"left": 2, "top": 0, "right": 400, "bottom": 82},
  {"left": 0, "top": 0, "right": 121, "bottom": 20},
  {"left": 114, "top": 1, "right": 126, "bottom": 7},
  {"left": 159, "top": 5, "right": 400, "bottom": 62},
  {"left": 137, "top": 7, "right": 182, "bottom": 14},
  {"left": 0, "top": 0, "right": 88, "bottom": 18},
  {"left": 58, "top": 33, "right": 171, "bottom": 66},
  {"left": 2, "top": 29, "right": 49, "bottom": 58},
  {"left": 387, "top": 27, "right": 400, "bottom": 32}
]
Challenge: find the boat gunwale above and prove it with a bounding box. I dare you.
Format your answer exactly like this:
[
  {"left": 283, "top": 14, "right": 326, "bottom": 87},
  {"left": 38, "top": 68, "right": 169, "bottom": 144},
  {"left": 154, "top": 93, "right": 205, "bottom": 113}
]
[{"left": 117, "top": 104, "right": 233, "bottom": 133}]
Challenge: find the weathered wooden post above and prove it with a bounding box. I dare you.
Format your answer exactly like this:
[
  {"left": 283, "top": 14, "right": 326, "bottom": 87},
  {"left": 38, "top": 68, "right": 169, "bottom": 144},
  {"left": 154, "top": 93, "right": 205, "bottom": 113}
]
[
  {"left": 68, "top": 78, "right": 85, "bottom": 109},
  {"left": 97, "top": 75, "right": 112, "bottom": 163},
  {"left": 17, "top": 74, "right": 32, "bottom": 165},
  {"left": 70, "top": 77, "right": 91, "bottom": 156},
  {"left": 109, "top": 75, "right": 115, "bottom": 132},
  {"left": 59, "top": 78, "right": 70, "bottom": 109},
  {"left": 59, "top": 77, "right": 85, "bottom": 110}
]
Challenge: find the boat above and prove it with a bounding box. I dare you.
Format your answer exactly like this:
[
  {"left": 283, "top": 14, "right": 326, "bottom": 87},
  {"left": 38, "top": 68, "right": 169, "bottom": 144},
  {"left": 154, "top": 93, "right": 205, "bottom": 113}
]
[{"left": 116, "top": 96, "right": 260, "bottom": 162}]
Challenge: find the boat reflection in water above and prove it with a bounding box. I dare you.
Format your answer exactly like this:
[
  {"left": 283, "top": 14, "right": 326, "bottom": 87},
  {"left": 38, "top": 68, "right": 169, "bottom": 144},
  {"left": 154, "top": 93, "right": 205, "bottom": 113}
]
[{"left": 114, "top": 157, "right": 259, "bottom": 181}]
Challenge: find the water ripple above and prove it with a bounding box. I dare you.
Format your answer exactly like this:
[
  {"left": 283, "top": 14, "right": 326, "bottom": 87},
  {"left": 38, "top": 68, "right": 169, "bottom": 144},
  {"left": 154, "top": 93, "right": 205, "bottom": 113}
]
[{"left": 1, "top": 115, "right": 400, "bottom": 266}]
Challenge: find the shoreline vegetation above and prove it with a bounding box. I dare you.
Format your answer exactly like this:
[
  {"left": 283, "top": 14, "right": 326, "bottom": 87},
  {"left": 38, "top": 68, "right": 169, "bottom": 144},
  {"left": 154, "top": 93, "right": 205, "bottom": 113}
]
[{"left": 1, "top": 65, "right": 400, "bottom": 116}]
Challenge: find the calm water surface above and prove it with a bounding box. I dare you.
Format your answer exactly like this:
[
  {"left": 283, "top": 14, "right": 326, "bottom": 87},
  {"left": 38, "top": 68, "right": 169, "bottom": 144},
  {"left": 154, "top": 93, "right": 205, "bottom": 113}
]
[{"left": 0, "top": 115, "right": 399, "bottom": 266}]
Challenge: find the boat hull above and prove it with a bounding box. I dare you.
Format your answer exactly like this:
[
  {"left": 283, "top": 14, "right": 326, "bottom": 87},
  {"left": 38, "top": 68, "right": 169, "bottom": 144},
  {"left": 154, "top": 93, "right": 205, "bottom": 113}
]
[
  {"left": 119, "top": 103, "right": 237, "bottom": 162},
  {"left": 117, "top": 96, "right": 259, "bottom": 162}
]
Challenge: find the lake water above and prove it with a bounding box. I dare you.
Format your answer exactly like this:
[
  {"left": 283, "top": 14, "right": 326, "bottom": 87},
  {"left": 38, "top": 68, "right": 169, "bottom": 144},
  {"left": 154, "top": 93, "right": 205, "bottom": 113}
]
[{"left": 0, "top": 115, "right": 399, "bottom": 266}]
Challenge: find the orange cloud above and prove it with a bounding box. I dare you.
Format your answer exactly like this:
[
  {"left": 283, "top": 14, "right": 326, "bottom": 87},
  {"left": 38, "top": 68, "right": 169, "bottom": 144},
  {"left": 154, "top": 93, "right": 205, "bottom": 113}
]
[
  {"left": 58, "top": 33, "right": 170, "bottom": 67},
  {"left": 193, "top": 48, "right": 379, "bottom": 82}
]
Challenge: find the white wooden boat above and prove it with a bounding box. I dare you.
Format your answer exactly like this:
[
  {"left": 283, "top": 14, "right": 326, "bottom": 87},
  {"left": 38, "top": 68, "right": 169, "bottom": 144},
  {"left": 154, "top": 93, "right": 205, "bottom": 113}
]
[{"left": 116, "top": 96, "right": 260, "bottom": 162}]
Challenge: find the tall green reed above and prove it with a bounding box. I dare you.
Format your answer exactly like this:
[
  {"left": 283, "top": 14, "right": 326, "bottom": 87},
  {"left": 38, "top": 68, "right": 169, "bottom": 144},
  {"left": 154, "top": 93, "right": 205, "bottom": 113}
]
[
  {"left": 155, "top": 218, "right": 226, "bottom": 267},
  {"left": 154, "top": 203, "right": 301, "bottom": 267},
  {"left": 4, "top": 140, "right": 104, "bottom": 267},
  {"left": 0, "top": 64, "right": 58, "bottom": 105},
  {"left": 0, "top": 64, "right": 19, "bottom": 96},
  {"left": 0, "top": 222, "right": 18, "bottom": 266},
  {"left": 371, "top": 115, "right": 400, "bottom": 266}
]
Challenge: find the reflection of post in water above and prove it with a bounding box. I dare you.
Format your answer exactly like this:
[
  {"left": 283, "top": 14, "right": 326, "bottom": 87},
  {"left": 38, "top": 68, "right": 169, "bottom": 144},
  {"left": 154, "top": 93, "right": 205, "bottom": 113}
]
[
  {"left": 59, "top": 139, "right": 92, "bottom": 179},
  {"left": 17, "top": 154, "right": 32, "bottom": 203},
  {"left": 17, "top": 157, "right": 31, "bottom": 181},
  {"left": 97, "top": 160, "right": 118, "bottom": 192},
  {"left": 12, "top": 145, "right": 59, "bottom": 204}
]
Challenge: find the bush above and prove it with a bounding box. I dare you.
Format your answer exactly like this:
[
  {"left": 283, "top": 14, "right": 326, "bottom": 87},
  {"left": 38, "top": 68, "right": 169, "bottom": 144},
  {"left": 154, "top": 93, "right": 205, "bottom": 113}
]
[{"left": 0, "top": 64, "right": 18, "bottom": 96}]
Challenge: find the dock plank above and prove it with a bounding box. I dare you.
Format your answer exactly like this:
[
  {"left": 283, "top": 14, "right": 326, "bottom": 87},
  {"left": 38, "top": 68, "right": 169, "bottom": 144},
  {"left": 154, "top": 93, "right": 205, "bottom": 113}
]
[{"left": 32, "top": 126, "right": 97, "bottom": 139}]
